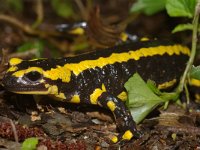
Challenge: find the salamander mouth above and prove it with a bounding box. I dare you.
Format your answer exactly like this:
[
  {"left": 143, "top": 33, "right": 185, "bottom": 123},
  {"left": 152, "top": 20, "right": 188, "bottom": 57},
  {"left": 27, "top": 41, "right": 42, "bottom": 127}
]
[
  {"left": 4, "top": 85, "right": 48, "bottom": 94},
  {"left": 2, "top": 75, "right": 48, "bottom": 94}
]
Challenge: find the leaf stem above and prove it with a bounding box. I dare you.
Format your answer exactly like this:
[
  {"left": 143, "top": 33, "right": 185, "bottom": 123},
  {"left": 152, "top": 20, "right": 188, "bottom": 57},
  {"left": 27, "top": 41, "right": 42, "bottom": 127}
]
[{"left": 177, "top": 0, "right": 200, "bottom": 94}]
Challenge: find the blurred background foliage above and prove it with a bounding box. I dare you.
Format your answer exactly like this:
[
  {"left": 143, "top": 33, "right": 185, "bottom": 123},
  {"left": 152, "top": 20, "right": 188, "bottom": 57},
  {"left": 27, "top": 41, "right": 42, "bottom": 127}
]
[{"left": 0, "top": 0, "right": 196, "bottom": 60}]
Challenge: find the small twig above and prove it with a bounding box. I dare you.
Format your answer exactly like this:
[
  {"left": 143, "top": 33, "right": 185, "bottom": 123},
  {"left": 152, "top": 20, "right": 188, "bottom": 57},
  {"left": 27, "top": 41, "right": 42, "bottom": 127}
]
[
  {"left": 184, "top": 83, "right": 190, "bottom": 105},
  {"left": 74, "top": 0, "right": 88, "bottom": 20},
  {"left": 0, "top": 49, "right": 9, "bottom": 80},
  {"left": 177, "top": 0, "right": 200, "bottom": 94},
  {"left": 1, "top": 48, "right": 9, "bottom": 66},
  {"left": 9, "top": 119, "right": 19, "bottom": 143}
]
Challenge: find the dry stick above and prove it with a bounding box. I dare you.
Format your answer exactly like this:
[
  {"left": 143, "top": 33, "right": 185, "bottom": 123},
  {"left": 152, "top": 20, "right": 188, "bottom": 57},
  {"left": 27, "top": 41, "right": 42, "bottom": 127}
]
[
  {"left": 74, "top": 0, "right": 88, "bottom": 20},
  {"left": 0, "top": 14, "right": 72, "bottom": 51},
  {"left": 32, "top": 0, "right": 44, "bottom": 28},
  {"left": 0, "top": 14, "right": 60, "bottom": 37}
]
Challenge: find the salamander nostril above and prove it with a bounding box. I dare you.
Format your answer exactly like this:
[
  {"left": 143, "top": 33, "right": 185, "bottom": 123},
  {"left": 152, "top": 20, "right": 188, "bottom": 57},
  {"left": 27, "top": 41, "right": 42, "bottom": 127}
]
[{"left": 25, "top": 71, "right": 42, "bottom": 82}]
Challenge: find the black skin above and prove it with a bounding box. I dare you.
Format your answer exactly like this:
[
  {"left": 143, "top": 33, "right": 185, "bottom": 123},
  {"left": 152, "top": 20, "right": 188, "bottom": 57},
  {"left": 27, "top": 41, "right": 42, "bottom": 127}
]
[
  {"left": 98, "top": 92, "right": 141, "bottom": 140},
  {"left": 3, "top": 40, "right": 189, "bottom": 142}
]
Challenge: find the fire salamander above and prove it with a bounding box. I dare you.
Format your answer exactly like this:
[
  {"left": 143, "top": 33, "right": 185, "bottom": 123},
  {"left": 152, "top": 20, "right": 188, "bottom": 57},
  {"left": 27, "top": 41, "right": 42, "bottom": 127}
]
[{"left": 2, "top": 40, "right": 190, "bottom": 143}]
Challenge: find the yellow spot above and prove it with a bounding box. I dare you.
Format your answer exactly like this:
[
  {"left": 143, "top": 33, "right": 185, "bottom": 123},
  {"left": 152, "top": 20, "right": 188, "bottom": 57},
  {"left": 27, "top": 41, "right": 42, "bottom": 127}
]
[
  {"left": 45, "top": 84, "right": 58, "bottom": 94},
  {"left": 111, "top": 136, "right": 118, "bottom": 143},
  {"left": 55, "top": 92, "right": 66, "bottom": 100},
  {"left": 64, "top": 45, "right": 190, "bottom": 76},
  {"left": 195, "top": 94, "right": 200, "bottom": 100},
  {"left": 107, "top": 101, "right": 116, "bottom": 112},
  {"left": 117, "top": 91, "right": 127, "bottom": 101},
  {"left": 7, "top": 66, "right": 18, "bottom": 72},
  {"left": 195, "top": 94, "right": 200, "bottom": 103},
  {"left": 43, "top": 84, "right": 66, "bottom": 100},
  {"left": 44, "top": 65, "right": 71, "bottom": 82},
  {"left": 12, "top": 67, "right": 43, "bottom": 78},
  {"left": 171, "top": 133, "right": 177, "bottom": 141},
  {"left": 9, "top": 58, "right": 22, "bottom": 66},
  {"left": 71, "top": 94, "right": 80, "bottom": 103},
  {"left": 189, "top": 78, "right": 200, "bottom": 87},
  {"left": 122, "top": 130, "right": 133, "bottom": 140},
  {"left": 68, "top": 27, "right": 85, "bottom": 35},
  {"left": 158, "top": 79, "right": 177, "bottom": 90},
  {"left": 120, "top": 32, "right": 128, "bottom": 41},
  {"left": 90, "top": 84, "right": 106, "bottom": 104},
  {"left": 45, "top": 84, "right": 66, "bottom": 100},
  {"left": 140, "top": 37, "right": 149, "bottom": 41}
]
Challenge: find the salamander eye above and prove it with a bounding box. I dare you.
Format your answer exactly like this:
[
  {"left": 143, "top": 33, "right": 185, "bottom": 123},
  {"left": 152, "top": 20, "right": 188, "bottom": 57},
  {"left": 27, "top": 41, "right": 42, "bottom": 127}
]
[{"left": 25, "top": 71, "right": 42, "bottom": 82}]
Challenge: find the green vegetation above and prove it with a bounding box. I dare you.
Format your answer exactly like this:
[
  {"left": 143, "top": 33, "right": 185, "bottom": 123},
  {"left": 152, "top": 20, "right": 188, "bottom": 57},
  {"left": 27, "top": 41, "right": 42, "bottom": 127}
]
[
  {"left": 126, "top": 0, "right": 200, "bottom": 123},
  {"left": 21, "top": 137, "right": 38, "bottom": 150}
]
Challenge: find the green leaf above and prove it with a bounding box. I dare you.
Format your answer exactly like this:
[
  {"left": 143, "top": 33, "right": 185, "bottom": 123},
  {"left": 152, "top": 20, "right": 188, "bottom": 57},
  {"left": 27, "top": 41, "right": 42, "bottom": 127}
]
[
  {"left": 21, "top": 137, "right": 38, "bottom": 150},
  {"left": 7, "top": 0, "right": 23, "bottom": 12},
  {"left": 172, "top": 23, "right": 193, "bottom": 33},
  {"left": 17, "top": 40, "right": 44, "bottom": 58},
  {"left": 130, "top": 0, "right": 167, "bottom": 15},
  {"left": 125, "top": 73, "right": 166, "bottom": 123},
  {"left": 190, "top": 65, "right": 200, "bottom": 80},
  {"left": 51, "top": 0, "right": 74, "bottom": 18},
  {"left": 166, "top": 0, "right": 197, "bottom": 18},
  {"left": 147, "top": 80, "right": 162, "bottom": 95}
]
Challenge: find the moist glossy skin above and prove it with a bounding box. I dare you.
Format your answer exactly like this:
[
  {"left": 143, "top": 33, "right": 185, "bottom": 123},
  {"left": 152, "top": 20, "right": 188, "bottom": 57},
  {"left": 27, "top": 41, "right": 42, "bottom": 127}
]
[{"left": 2, "top": 40, "right": 190, "bottom": 143}]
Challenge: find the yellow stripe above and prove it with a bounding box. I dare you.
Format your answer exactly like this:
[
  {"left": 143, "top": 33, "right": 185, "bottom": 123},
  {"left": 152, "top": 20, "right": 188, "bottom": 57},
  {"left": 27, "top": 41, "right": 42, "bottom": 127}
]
[
  {"left": 64, "top": 45, "right": 190, "bottom": 76},
  {"left": 11, "top": 44, "right": 190, "bottom": 83},
  {"left": 7, "top": 66, "right": 18, "bottom": 72},
  {"left": 90, "top": 84, "right": 106, "bottom": 104},
  {"left": 189, "top": 78, "right": 200, "bottom": 87},
  {"left": 12, "top": 66, "right": 71, "bottom": 83},
  {"left": 13, "top": 67, "right": 43, "bottom": 77},
  {"left": 158, "top": 79, "right": 177, "bottom": 89}
]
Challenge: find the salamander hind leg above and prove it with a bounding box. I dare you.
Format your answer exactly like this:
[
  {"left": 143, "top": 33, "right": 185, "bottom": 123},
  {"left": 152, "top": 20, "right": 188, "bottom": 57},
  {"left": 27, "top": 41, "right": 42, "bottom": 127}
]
[{"left": 97, "top": 92, "right": 142, "bottom": 143}]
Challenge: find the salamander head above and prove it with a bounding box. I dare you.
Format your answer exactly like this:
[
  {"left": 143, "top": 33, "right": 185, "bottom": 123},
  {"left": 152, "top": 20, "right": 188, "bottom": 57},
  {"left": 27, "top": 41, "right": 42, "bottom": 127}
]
[{"left": 2, "top": 58, "right": 71, "bottom": 97}]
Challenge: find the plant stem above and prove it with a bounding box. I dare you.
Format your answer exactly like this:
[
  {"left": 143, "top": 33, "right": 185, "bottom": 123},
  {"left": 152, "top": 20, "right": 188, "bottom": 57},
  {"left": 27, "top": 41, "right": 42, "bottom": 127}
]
[{"left": 177, "top": 0, "right": 200, "bottom": 94}]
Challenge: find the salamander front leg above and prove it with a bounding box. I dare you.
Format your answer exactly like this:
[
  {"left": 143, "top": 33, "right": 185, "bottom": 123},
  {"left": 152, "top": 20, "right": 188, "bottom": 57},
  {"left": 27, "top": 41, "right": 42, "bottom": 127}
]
[{"left": 97, "top": 92, "right": 142, "bottom": 143}]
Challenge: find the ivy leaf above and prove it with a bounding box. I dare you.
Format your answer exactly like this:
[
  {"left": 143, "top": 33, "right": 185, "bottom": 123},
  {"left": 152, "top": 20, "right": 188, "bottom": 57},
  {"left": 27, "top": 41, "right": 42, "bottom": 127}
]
[
  {"left": 21, "top": 137, "right": 38, "bottom": 150},
  {"left": 17, "top": 40, "right": 44, "bottom": 58},
  {"left": 130, "top": 0, "right": 167, "bottom": 15},
  {"left": 190, "top": 65, "right": 200, "bottom": 80},
  {"left": 51, "top": 0, "right": 74, "bottom": 18},
  {"left": 166, "top": 0, "right": 197, "bottom": 18},
  {"left": 125, "top": 73, "right": 166, "bottom": 124},
  {"left": 172, "top": 23, "right": 193, "bottom": 33}
]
